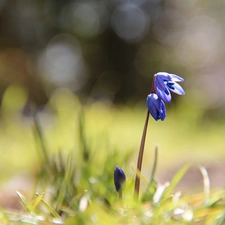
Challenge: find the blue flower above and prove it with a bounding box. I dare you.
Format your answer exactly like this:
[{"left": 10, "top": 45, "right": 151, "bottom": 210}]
[
  {"left": 114, "top": 166, "right": 126, "bottom": 192},
  {"left": 154, "top": 72, "right": 185, "bottom": 102},
  {"left": 146, "top": 93, "right": 166, "bottom": 121}
]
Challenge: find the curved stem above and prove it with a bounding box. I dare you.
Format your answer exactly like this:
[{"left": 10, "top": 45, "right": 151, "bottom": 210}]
[{"left": 134, "top": 109, "right": 150, "bottom": 199}]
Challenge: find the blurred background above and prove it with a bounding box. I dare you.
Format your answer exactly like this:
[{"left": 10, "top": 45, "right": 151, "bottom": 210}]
[
  {"left": 0, "top": 0, "right": 225, "bottom": 206},
  {"left": 1, "top": 0, "right": 225, "bottom": 108}
]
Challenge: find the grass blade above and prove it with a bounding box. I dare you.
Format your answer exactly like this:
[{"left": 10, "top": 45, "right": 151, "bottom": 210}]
[
  {"left": 150, "top": 146, "right": 158, "bottom": 182},
  {"left": 28, "top": 193, "right": 45, "bottom": 211},
  {"left": 199, "top": 164, "right": 210, "bottom": 205},
  {"left": 141, "top": 147, "right": 158, "bottom": 202},
  {"left": 33, "top": 116, "right": 50, "bottom": 166},
  {"left": 162, "top": 163, "right": 190, "bottom": 198},
  {"left": 41, "top": 199, "right": 61, "bottom": 219},
  {"left": 16, "top": 191, "right": 29, "bottom": 211},
  {"left": 131, "top": 165, "right": 149, "bottom": 186}
]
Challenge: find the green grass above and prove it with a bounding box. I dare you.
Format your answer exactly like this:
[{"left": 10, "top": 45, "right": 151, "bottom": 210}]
[{"left": 0, "top": 88, "right": 225, "bottom": 224}]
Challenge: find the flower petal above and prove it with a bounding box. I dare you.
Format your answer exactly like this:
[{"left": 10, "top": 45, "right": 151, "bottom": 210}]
[
  {"left": 154, "top": 76, "right": 166, "bottom": 91},
  {"left": 160, "top": 100, "right": 166, "bottom": 121},
  {"left": 169, "top": 74, "right": 184, "bottom": 82},
  {"left": 156, "top": 72, "right": 171, "bottom": 81},
  {"left": 146, "top": 94, "right": 166, "bottom": 121},
  {"left": 156, "top": 72, "right": 171, "bottom": 80},
  {"left": 146, "top": 94, "right": 159, "bottom": 120},
  {"left": 151, "top": 94, "right": 161, "bottom": 110},
  {"left": 167, "top": 82, "right": 185, "bottom": 95},
  {"left": 155, "top": 86, "right": 172, "bottom": 102}
]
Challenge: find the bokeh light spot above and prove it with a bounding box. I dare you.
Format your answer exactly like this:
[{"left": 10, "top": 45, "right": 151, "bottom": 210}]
[
  {"left": 37, "top": 34, "right": 88, "bottom": 93},
  {"left": 59, "top": 2, "right": 108, "bottom": 38},
  {"left": 111, "top": 3, "right": 150, "bottom": 42}
]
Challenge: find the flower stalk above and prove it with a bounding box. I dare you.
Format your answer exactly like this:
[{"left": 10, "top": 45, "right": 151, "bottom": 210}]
[
  {"left": 134, "top": 109, "right": 149, "bottom": 199},
  {"left": 134, "top": 72, "right": 185, "bottom": 200}
]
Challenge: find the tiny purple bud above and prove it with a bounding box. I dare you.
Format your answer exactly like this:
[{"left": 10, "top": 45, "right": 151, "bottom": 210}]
[{"left": 114, "top": 166, "right": 126, "bottom": 192}]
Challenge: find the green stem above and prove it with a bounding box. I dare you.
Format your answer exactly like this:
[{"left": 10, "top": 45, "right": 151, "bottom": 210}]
[
  {"left": 134, "top": 110, "right": 150, "bottom": 199},
  {"left": 119, "top": 191, "right": 122, "bottom": 199}
]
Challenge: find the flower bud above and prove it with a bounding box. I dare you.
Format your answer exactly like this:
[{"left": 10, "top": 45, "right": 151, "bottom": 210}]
[{"left": 114, "top": 166, "right": 126, "bottom": 192}]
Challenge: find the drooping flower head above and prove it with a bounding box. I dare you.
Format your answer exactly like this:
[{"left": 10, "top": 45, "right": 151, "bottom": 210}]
[
  {"left": 114, "top": 166, "right": 126, "bottom": 192},
  {"left": 146, "top": 93, "right": 166, "bottom": 121},
  {"left": 154, "top": 72, "right": 185, "bottom": 102}
]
